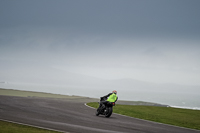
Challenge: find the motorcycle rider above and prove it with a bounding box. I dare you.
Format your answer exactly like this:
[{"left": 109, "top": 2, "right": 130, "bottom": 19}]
[{"left": 98, "top": 90, "right": 118, "bottom": 112}]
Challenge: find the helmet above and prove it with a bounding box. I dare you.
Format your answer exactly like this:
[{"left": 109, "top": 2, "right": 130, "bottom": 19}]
[{"left": 112, "top": 90, "right": 117, "bottom": 94}]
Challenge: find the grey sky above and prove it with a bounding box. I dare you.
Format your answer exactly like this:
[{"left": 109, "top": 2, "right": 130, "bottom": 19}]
[{"left": 0, "top": 0, "right": 200, "bottom": 86}]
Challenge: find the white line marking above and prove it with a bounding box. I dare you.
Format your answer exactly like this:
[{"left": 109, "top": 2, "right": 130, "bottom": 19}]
[
  {"left": 84, "top": 103, "right": 96, "bottom": 109},
  {"left": 84, "top": 103, "right": 200, "bottom": 132}
]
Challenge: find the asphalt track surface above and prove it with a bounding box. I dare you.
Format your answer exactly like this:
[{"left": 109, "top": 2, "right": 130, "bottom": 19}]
[{"left": 0, "top": 95, "right": 199, "bottom": 133}]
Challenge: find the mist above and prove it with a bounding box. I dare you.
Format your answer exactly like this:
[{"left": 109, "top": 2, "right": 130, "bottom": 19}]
[
  {"left": 0, "top": 0, "right": 200, "bottom": 109},
  {"left": 1, "top": 27, "right": 200, "bottom": 85}
]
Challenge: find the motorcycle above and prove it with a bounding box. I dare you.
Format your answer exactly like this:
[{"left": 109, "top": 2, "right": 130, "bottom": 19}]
[{"left": 96, "top": 97, "right": 115, "bottom": 118}]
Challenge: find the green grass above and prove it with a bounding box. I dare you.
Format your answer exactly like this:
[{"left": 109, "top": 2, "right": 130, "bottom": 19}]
[
  {"left": 0, "top": 120, "right": 60, "bottom": 133},
  {"left": 1, "top": 88, "right": 200, "bottom": 131},
  {"left": 87, "top": 102, "right": 200, "bottom": 130}
]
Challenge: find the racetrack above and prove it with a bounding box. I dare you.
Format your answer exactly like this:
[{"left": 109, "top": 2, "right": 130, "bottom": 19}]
[{"left": 0, "top": 95, "right": 199, "bottom": 133}]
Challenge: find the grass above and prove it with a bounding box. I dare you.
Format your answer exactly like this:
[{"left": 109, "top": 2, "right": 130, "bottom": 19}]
[
  {"left": 87, "top": 102, "right": 200, "bottom": 130},
  {"left": 1, "top": 88, "right": 200, "bottom": 131},
  {"left": 0, "top": 120, "right": 60, "bottom": 133}
]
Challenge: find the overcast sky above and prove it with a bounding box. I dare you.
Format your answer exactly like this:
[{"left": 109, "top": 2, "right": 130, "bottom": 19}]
[{"left": 0, "top": 0, "right": 200, "bottom": 86}]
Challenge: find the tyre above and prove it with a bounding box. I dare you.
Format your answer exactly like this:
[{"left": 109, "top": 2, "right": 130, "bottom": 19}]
[
  {"left": 105, "top": 107, "right": 112, "bottom": 118},
  {"left": 96, "top": 109, "right": 100, "bottom": 116}
]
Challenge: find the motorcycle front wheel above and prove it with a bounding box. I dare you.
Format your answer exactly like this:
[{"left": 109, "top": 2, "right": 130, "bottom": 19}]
[
  {"left": 96, "top": 109, "right": 100, "bottom": 116},
  {"left": 105, "top": 107, "right": 113, "bottom": 118}
]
